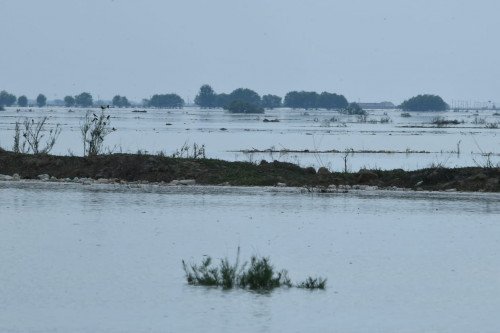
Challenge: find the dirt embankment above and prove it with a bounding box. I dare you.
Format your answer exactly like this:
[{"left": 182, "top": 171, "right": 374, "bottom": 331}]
[{"left": 0, "top": 149, "right": 499, "bottom": 192}]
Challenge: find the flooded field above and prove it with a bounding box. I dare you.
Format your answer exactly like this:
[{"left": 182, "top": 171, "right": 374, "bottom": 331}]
[
  {"left": 0, "top": 106, "right": 499, "bottom": 171},
  {"left": 0, "top": 182, "right": 499, "bottom": 333},
  {"left": 1, "top": 107, "right": 499, "bottom": 332}
]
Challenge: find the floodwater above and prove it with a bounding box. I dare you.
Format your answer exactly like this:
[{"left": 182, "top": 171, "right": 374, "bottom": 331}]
[
  {"left": 1, "top": 182, "right": 500, "bottom": 333},
  {"left": 1, "top": 107, "right": 499, "bottom": 332},
  {"left": 0, "top": 106, "right": 499, "bottom": 171}
]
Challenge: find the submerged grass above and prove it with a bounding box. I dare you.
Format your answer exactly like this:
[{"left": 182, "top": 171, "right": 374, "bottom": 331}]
[
  {"left": 182, "top": 249, "right": 326, "bottom": 291},
  {"left": 238, "top": 256, "right": 292, "bottom": 290},
  {"left": 297, "top": 276, "right": 327, "bottom": 290}
]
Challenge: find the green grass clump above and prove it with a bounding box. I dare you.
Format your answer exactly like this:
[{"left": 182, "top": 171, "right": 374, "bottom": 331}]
[
  {"left": 182, "top": 257, "right": 220, "bottom": 286},
  {"left": 182, "top": 248, "right": 241, "bottom": 289},
  {"left": 297, "top": 276, "right": 327, "bottom": 290},
  {"left": 238, "top": 256, "right": 291, "bottom": 290},
  {"left": 182, "top": 249, "right": 326, "bottom": 291}
]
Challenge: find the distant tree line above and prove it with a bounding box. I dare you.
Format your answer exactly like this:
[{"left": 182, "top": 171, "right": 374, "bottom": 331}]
[
  {"left": 0, "top": 87, "right": 350, "bottom": 112},
  {"left": 0, "top": 90, "right": 48, "bottom": 108},
  {"left": 194, "top": 85, "right": 348, "bottom": 111},
  {"left": 0, "top": 87, "right": 450, "bottom": 113}
]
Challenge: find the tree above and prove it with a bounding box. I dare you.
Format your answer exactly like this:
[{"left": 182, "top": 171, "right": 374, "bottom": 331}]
[
  {"left": 214, "top": 93, "right": 231, "bottom": 108},
  {"left": 318, "top": 92, "right": 348, "bottom": 110},
  {"left": 64, "top": 95, "right": 75, "bottom": 107},
  {"left": 229, "top": 88, "right": 261, "bottom": 106},
  {"left": 147, "top": 94, "right": 184, "bottom": 108},
  {"left": 194, "top": 84, "right": 217, "bottom": 108},
  {"left": 223, "top": 100, "right": 264, "bottom": 114},
  {"left": 36, "top": 94, "right": 47, "bottom": 107},
  {"left": 75, "top": 92, "right": 93, "bottom": 107},
  {"left": 284, "top": 91, "right": 319, "bottom": 109},
  {"left": 261, "top": 94, "right": 282, "bottom": 109},
  {"left": 17, "top": 95, "right": 28, "bottom": 107},
  {"left": 399, "top": 94, "right": 448, "bottom": 111},
  {"left": 112, "top": 95, "right": 131, "bottom": 108},
  {"left": 0, "top": 90, "right": 17, "bottom": 107}
]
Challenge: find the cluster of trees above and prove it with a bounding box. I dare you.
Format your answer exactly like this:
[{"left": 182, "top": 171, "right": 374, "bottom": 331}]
[
  {"left": 399, "top": 94, "right": 448, "bottom": 111},
  {"left": 194, "top": 85, "right": 282, "bottom": 110},
  {"left": 145, "top": 94, "right": 184, "bottom": 108},
  {"left": 284, "top": 91, "right": 348, "bottom": 110},
  {"left": 0, "top": 90, "right": 48, "bottom": 108},
  {"left": 194, "top": 85, "right": 349, "bottom": 111},
  {"left": 1, "top": 89, "right": 186, "bottom": 109},
  {"left": 112, "top": 95, "right": 131, "bottom": 108},
  {"left": 64, "top": 92, "right": 93, "bottom": 107},
  {"left": 0, "top": 90, "right": 17, "bottom": 107}
]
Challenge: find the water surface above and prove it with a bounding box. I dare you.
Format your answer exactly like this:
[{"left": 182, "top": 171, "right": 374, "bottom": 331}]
[{"left": 1, "top": 182, "right": 499, "bottom": 332}]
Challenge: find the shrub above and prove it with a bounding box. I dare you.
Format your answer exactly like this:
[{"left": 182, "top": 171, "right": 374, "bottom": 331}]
[
  {"left": 13, "top": 117, "right": 61, "bottom": 154},
  {"left": 80, "top": 110, "right": 114, "bottom": 156},
  {"left": 380, "top": 116, "right": 392, "bottom": 123},
  {"left": 341, "top": 102, "right": 367, "bottom": 116}
]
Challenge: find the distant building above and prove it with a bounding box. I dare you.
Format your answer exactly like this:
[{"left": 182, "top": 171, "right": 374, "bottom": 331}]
[{"left": 358, "top": 101, "right": 396, "bottom": 109}]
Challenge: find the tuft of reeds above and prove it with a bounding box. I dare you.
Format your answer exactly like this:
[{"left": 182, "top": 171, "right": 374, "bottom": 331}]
[
  {"left": 182, "top": 249, "right": 325, "bottom": 291},
  {"left": 182, "top": 257, "right": 220, "bottom": 286},
  {"left": 238, "top": 256, "right": 291, "bottom": 290},
  {"left": 297, "top": 276, "right": 327, "bottom": 290},
  {"left": 182, "top": 248, "right": 241, "bottom": 288}
]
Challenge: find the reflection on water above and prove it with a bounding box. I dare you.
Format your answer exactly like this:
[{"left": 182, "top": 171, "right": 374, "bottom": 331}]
[{"left": 1, "top": 182, "right": 500, "bottom": 332}]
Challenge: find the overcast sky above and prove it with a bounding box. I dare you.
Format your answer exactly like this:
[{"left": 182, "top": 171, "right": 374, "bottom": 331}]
[{"left": 1, "top": 0, "right": 498, "bottom": 104}]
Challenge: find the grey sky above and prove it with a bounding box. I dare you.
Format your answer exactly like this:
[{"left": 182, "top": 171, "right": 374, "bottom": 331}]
[{"left": 1, "top": 0, "right": 498, "bottom": 104}]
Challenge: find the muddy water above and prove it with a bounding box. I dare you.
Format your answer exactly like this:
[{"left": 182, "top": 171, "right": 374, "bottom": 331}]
[{"left": 1, "top": 182, "right": 499, "bottom": 332}]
